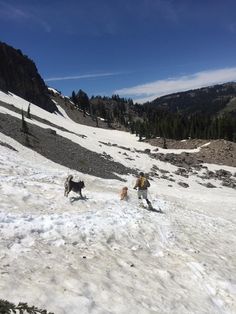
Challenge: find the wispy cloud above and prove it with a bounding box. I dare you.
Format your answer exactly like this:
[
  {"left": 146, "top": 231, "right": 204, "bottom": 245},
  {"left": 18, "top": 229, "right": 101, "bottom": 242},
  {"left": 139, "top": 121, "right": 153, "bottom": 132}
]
[
  {"left": 45, "top": 72, "right": 122, "bottom": 82},
  {"left": 0, "top": 1, "right": 51, "bottom": 32},
  {"left": 0, "top": 1, "right": 28, "bottom": 19},
  {"left": 115, "top": 67, "right": 236, "bottom": 103}
]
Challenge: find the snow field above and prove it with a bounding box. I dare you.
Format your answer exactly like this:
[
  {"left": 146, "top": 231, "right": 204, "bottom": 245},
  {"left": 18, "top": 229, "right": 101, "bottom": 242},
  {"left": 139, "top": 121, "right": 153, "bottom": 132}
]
[{"left": 0, "top": 93, "right": 236, "bottom": 313}]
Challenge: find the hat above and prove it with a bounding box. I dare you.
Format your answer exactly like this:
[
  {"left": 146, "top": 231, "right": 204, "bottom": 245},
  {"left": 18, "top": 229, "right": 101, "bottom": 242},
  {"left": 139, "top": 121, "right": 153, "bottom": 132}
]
[{"left": 139, "top": 172, "right": 144, "bottom": 176}]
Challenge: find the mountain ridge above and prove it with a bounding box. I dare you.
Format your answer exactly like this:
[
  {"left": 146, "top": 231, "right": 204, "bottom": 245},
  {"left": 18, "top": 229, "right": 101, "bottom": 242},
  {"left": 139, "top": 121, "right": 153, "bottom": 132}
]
[
  {"left": 0, "top": 42, "right": 57, "bottom": 113},
  {"left": 145, "top": 82, "right": 236, "bottom": 116}
]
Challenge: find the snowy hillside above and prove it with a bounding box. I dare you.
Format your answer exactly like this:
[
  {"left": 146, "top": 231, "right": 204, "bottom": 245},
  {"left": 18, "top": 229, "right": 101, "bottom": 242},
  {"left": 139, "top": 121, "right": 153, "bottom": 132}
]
[{"left": 0, "top": 91, "right": 236, "bottom": 314}]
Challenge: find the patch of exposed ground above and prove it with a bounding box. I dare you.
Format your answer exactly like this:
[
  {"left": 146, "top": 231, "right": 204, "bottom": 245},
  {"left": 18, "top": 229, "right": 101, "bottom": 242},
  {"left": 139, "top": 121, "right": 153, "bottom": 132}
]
[
  {"left": 50, "top": 94, "right": 126, "bottom": 130},
  {"left": 0, "top": 101, "right": 85, "bottom": 137},
  {"left": 149, "top": 138, "right": 236, "bottom": 167},
  {"left": 0, "top": 112, "right": 135, "bottom": 180},
  {"left": 148, "top": 138, "right": 210, "bottom": 149}
]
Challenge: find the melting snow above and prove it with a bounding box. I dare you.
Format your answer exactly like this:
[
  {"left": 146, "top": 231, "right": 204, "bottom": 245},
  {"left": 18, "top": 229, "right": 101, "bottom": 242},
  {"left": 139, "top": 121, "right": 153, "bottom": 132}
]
[{"left": 0, "top": 92, "right": 236, "bottom": 313}]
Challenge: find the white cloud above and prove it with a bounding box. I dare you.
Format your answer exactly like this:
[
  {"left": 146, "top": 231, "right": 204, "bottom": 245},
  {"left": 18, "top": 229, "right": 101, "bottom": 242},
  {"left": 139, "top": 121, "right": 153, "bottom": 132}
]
[
  {"left": 45, "top": 72, "right": 121, "bottom": 82},
  {"left": 115, "top": 67, "right": 236, "bottom": 103}
]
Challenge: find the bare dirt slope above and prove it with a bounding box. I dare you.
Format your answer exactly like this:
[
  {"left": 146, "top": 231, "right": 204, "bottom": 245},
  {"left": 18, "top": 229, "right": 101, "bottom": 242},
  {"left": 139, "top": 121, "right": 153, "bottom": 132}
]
[{"left": 149, "top": 138, "right": 236, "bottom": 167}]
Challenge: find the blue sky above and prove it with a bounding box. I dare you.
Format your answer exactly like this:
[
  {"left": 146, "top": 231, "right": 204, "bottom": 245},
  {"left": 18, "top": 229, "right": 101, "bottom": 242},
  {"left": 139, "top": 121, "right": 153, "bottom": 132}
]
[{"left": 1, "top": 0, "right": 236, "bottom": 103}]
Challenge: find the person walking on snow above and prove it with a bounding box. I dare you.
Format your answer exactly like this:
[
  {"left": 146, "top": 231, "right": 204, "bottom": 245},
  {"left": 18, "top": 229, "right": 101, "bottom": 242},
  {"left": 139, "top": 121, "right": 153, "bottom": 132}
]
[{"left": 133, "top": 172, "right": 153, "bottom": 209}]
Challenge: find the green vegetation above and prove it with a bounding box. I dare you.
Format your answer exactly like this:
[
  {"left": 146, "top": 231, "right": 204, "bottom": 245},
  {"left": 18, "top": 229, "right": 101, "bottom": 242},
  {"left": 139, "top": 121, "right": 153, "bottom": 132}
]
[
  {"left": 27, "top": 103, "right": 31, "bottom": 119},
  {"left": 70, "top": 83, "right": 236, "bottom": 142},
  {"left": 0, "top": 299, "right": 54, "bottom": 314}
]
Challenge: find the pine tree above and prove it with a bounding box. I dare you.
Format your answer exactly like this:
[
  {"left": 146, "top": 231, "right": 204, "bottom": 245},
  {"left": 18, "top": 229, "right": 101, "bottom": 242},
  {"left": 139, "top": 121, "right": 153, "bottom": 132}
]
[
  {"left": 21, "top": 110, "right": 28, "bottom": 134},
  {"left": 27, "top": 103, "right": 31, "bottom": 119},
  {"left": 95, "top": 115, "right": 99, "bottom": 127},
  {"left": 163, "top": 137, "right": 167, "bottom": 149},
  {"left": 71, "top": 91, "right": 76, "bottom": 104},
  {"left": 106, "top": 110, "right": 113, "bottom": 128},
  {"left": 76, "top": 89, "right": 90, "bottom": 116}
]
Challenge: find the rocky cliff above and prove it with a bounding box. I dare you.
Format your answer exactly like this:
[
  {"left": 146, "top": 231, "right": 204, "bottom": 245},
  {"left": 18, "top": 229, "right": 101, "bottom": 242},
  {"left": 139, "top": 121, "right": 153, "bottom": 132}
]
[{"left": 0, "top": 42, "right": 57, "bottom": 112}]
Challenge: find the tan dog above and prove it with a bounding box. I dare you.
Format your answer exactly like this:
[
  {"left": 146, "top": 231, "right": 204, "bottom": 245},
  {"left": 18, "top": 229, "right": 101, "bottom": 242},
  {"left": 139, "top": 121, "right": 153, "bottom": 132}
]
[{"left": 120, "top": 186, "right": 128, "bottom": 200}]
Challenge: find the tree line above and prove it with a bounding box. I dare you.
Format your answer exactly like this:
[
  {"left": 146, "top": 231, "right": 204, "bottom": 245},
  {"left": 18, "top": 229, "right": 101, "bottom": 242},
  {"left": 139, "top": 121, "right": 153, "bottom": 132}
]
[{"left": 70, "top": 89, "right": 236, "bottom": 142}]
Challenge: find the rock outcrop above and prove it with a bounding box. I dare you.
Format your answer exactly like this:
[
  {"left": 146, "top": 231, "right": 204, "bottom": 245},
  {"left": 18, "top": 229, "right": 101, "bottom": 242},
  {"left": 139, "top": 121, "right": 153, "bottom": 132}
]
[{"left": 0, "top": 42, "right": 57, "bottom": 112}]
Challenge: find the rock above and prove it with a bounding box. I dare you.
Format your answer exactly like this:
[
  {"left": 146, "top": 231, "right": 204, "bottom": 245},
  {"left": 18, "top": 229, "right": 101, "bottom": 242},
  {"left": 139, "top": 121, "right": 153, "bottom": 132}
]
[
  {"left": 47, "top": 129, "right": 57, "bottom": 135},
  {"left": 175, "top": 168, "right": 189, "bottom": 178},
  {"left": 159, "top": 168, "right": 169, "bottom": 174},
  {"left": 206, "top": 170, "right": 215, "bottom": 178},
  {"left": 0, "top": 141, "right": 18, "bottom": 151},
  {"left": 221, "top": 179, "right": 236, "bottom": 189},
  {"left": 161, "top": 175, "right": 169, "bottom": 180},
  {"left": 204, "top": 182, "right": 216, "bottom": 188},
  {"left": 178, "top": 182, "right": 189, "bottom": 188},
  {"left": 215, "top": 169, "right": 232, "bottom": 179}
]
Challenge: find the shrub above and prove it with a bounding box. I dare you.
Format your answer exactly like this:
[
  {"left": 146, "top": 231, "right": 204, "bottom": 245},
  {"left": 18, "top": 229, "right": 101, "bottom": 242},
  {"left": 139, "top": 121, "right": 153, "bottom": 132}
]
[{"left": 0, "top": 299, "right": 54, "bottom": 314}]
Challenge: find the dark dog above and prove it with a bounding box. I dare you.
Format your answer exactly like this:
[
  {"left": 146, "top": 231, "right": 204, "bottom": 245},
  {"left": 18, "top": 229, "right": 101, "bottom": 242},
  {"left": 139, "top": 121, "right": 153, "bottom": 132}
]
[{"left": 64, "top": 175, "right": 85, "bottom": 198}]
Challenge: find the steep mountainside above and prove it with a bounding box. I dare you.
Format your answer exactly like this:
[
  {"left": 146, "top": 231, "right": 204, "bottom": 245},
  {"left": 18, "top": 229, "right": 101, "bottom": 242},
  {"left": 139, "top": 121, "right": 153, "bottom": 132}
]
[
  {"left": 146, "top": 82, "right": 236, "bottom": 116},
  {"left": 0, "top": 42, "right": 57, "bottom": 112},
  {"left": 0, "top": 90, "right": 236, "bottom": 314}
]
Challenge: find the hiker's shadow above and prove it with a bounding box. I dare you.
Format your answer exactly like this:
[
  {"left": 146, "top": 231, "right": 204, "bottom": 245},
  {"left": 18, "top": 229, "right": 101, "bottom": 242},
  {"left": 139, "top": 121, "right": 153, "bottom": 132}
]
[
  {"left": 147, "top": 207, "right": 164, "bottom": 214},
  {"left": 69, "top": 196, "right": 89, "bottom": 204}
]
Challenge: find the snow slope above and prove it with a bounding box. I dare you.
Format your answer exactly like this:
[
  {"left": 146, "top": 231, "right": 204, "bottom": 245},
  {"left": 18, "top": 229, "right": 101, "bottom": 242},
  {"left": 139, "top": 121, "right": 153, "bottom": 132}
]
[{"left": 0, "top": 92, "right": 236, "bottom": 314}]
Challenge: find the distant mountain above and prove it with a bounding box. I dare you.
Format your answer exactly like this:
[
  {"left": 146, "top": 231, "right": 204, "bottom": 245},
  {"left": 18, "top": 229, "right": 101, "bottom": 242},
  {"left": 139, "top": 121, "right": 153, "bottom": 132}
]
[
  {"left": 63, "top": 85, "right": 236, "bottom": 142},
  {"left": 145, "top": 82, "right": 236, "bottom": 116},
  {"left": 0, "top": 42, "right": 57, "bottom": 112}
]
